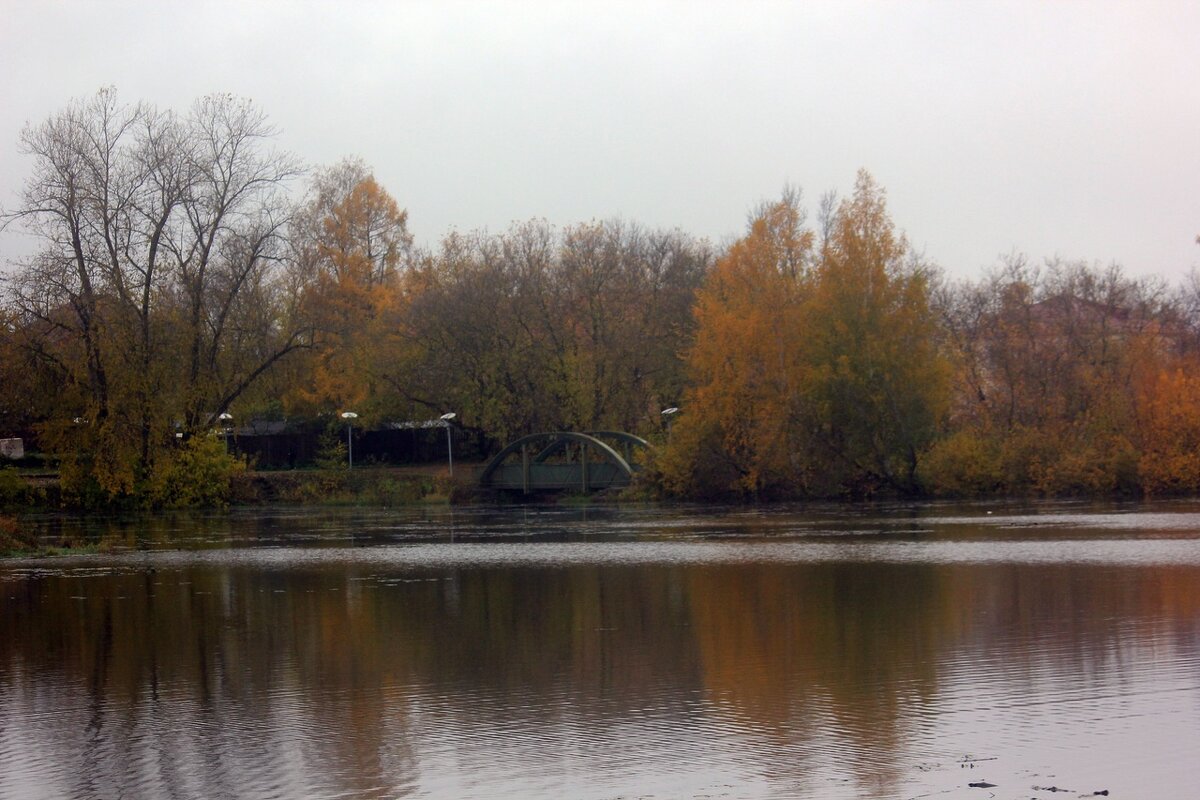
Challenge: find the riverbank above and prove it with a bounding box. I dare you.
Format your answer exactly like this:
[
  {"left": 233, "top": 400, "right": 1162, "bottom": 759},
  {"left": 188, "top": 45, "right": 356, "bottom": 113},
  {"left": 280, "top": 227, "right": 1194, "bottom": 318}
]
[
  {"left": 229, "top": 466, "right": 481, "bottom": 505},
  {"left": 1, "top": 513, "right": 110, "bottom": 557},
  {"left": 0, "top": 464, "right": 486, "bottom": 512},
  {"left": 1, "top": 459, "right": 1175, "bottom": 520},
  {"left": 0, "top": 514, "right": 33, "bottom": 554}
]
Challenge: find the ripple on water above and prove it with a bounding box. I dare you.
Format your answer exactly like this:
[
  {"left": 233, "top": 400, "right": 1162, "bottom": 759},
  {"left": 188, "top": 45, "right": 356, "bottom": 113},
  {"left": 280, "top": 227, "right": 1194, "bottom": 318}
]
[
  {"left": 8, "top": 536, "right": 1193, "bottom": 571},
  {"left": 3, "top": 506, "right": 1200, "bottom": 799}
]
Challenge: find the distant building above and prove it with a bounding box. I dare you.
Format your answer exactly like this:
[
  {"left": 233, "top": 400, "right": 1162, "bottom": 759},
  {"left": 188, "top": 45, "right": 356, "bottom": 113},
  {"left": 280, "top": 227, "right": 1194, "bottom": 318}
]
[{"left": 0, "top": 438, "right": 25, "bottom": 460}]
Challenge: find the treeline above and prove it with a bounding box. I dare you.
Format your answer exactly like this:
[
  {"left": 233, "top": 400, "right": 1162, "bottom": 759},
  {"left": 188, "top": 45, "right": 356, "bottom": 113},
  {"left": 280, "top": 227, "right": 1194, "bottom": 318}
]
[
  {"left": 2, "top": 91, "right": 1200, "bottom": 502},
  {"left": 660, "top": 173, "right": 1200, "bottom": 498},
  {"left": 0, "top": 91, "right": 708, "bottom": 502}
]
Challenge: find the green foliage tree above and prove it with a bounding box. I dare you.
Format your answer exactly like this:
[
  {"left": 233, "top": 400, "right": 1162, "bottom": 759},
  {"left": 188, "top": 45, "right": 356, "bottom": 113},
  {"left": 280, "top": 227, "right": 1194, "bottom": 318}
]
[{"left": 802, "top": 171, "right": 949, "bottom": 493}]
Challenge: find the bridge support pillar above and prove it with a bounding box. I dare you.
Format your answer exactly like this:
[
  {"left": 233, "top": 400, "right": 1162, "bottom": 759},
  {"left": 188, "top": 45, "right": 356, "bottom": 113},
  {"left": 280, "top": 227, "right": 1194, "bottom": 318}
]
[
  {"left": 581, "top": 443, "right": 589, "bottom": 492},
  {"left": 521, "top": 444, "right": 530, "bottom": 494}
]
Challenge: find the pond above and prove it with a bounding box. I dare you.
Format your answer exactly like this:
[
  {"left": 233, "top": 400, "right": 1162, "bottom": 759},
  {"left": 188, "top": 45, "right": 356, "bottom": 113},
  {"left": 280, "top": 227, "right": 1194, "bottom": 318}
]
[{"left": 2, "top": 502, "right": 1199, "bottom": 799}]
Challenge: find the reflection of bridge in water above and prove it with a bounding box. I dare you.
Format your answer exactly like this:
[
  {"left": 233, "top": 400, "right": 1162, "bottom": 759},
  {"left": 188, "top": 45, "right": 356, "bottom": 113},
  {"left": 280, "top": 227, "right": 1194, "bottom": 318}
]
[{"left": 478, "top": 431, "right": 651, "bottom": 494}]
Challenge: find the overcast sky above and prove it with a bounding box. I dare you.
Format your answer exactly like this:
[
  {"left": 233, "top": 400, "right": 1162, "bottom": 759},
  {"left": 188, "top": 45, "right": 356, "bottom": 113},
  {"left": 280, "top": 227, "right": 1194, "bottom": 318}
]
[{"left": 2, "top": 0, "right": 1198, "bottom": 281}]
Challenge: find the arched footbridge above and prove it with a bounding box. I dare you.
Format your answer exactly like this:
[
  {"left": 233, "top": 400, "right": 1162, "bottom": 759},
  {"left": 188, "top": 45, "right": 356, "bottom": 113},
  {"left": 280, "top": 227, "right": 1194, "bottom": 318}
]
[{"left": 478, "top": 431, "right": 651, "bottom": 493}]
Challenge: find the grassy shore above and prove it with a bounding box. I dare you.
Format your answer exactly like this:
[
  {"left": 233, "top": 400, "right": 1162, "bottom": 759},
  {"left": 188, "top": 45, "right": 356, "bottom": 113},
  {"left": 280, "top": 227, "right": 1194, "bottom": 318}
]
[
  {"left": 0, "top": 514, "right": 105, "bottom": 557},
  {"left": 0, "top": 514, "right": 35, "bottom": 555},
  {"left": 229, "top": 465, "right": 482, "bottom": 506},
  {"left": 1, "top": 463, "right": 486, "bottom": 511},
  {"left": 0, "top": 465, "right": 489, "bottom": 557}
]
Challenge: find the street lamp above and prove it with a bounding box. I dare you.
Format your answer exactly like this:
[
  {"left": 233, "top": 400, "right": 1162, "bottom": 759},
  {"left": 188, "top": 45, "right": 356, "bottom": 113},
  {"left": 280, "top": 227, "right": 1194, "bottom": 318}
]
[
  {"left": 341, "top": 411, "right": 358, "bottom": 469},
  {"left": 661, "top": 406, "right": 679, "bottom": 435},
  {"left": 439, "top": 412, "right": 456, "bottom": 477},
  {"left": 218, "top": 412, "right": 233, "bottom": 453}
]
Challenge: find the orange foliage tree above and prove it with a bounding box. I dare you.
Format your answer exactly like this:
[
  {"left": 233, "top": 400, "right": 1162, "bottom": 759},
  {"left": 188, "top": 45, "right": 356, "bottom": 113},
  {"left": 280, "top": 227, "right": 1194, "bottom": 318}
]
[
  {"left": 660, "top": 173, "right": 948, "bottom": 498},
  {"left": 287, "top": 159, "right": 413, "bottom": 418},
  {"left": 928, "top": 259, "right": 1169, "bottom": 495},
  {"left": 657, "top": 191, "right": 814, "bottom": 497},
  {"left": 1137, "top": 365, "right": 1200, "bottom": 494}
]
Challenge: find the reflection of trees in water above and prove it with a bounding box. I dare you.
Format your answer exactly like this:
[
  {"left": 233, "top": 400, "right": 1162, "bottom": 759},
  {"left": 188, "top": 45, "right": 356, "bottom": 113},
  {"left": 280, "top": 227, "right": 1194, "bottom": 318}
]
[
  {"left": 941, "top": 563, "right": 1200, "bottom": 683},
  {"left": 0, "top": 563, "right": 702, "bottom": 797},
  {"left": 2, "top": 560, "right": 1200, "bottom": 797},
  {"left": 684, "top": 562, "right": 1200, "bottom": 796},
  {"left": 686, "top": 563, "right": 956, "bottom": 794}
]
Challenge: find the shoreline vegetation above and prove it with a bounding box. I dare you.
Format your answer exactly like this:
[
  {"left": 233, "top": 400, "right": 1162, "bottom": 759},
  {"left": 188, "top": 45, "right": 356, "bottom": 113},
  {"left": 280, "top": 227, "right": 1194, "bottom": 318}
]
[
  {"left": 6, "top": 92, "right": 1200, "bottom": 508},
  {"left": 2, "top": 458, "right": 1198, "bottom": 558},
  {"left": 0, "top": 466, "right": 471, "bottom": 557},
  {"left": 0, "top": 465, "right": 471, "bottom": 511}
]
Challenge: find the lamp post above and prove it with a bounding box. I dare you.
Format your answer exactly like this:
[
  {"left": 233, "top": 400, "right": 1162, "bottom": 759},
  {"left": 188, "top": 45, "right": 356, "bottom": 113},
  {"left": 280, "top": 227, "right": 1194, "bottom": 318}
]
[
  {"left": 341, "top": 411, "right": 358, "bottom": 469},
  {"left": 218, "top": 412, "right": 233, "bottom": 453},
  {"left": 439, "top": 412, "right": 456, "bottom": 477},
  {"left": 661, "top": 406, "right": 679, "bottom": 435}
]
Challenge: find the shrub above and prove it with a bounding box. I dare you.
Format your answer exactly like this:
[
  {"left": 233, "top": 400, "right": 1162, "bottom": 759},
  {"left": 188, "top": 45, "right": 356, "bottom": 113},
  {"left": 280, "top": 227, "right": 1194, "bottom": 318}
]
[
  {"left": 145, "top": 435, "right": 245, "bottom": 508},
  {"left": 368, "top": 477, "right": 424, "bottom": 506},
  {"left": 0, "top": 514, "right": 36, "bottom": 553},
  {"left": 314, "top": 431, "right": 349, "bottom": 470},
  {"left": 918, "top": 430, "right": 1003, "bottom": 496},
  {"left": 1032, "top": 433, "right": 1138, "bottom": 496},
  {"left": 0, "top": 467, "right": 26, "bottom": 506}
]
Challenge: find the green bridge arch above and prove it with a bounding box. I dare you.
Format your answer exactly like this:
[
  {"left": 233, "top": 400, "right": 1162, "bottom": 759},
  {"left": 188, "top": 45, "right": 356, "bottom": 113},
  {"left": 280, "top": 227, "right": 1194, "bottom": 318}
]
[{"left": 479, "top": 431, "right": 651, "bottom": 493}]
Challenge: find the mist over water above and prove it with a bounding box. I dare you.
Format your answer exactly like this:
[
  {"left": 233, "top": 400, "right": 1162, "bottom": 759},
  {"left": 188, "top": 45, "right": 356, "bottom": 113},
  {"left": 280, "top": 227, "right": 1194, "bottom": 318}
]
[{"left": 2, "top": 503, "right": 1198, "bottom": 799}]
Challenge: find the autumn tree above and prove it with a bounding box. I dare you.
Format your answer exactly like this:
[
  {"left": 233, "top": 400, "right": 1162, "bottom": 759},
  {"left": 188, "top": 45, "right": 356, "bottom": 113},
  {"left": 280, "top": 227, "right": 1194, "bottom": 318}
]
[
  {"left": 661, "top": 173, "right": 948, "bottom": 498},
  {"left": 1125, "top": 269, "right": 1200, "bottom": 494},
  {"left": 802, "top": 171, "right": 949, "bottom": 493},
  {"left": 1137, "top": 367, "right": 1200, "bottom": 493},
  {"left": 392, "top": 220, "right": 710, "bottom": 443},
  {"left": 927, "top": 257, "right": 1169, "bottom": 494},
  {"left": 1, "top": 90, "right": 309, "bottom": 499},
  {"left": 285, "top": 159, "right": 413, "bottom": 418},
  {"left": 0, "top": 307, "right": 41, "bottom": 438},
  {"left": 556, "top": 220, "right": 710, "bottom": 429},
  {"left": 171, "top": 95, "right": 308, "bottom": 432},
  {"left": 657, "top": 190, "right": 814, "bottom": 497}
]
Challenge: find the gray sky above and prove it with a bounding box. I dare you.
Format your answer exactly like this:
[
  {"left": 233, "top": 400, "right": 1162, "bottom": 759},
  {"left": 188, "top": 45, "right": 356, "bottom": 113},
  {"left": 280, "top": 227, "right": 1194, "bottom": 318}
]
[{"left": 2, "top": 0, "right": 1198, "bottom": 281}]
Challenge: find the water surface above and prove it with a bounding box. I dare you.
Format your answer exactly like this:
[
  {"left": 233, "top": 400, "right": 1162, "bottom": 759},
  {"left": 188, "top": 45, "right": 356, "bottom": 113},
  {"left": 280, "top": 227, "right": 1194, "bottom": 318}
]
[{"left": 2, "top": 502, "right": 1198, "bottom": 799}]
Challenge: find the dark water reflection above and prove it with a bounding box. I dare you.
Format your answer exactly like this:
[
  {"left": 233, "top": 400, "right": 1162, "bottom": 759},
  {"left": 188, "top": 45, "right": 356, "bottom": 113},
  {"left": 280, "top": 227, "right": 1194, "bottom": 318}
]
[{"left": 2, "top": 504, "right": 1199, "bottom": 799}]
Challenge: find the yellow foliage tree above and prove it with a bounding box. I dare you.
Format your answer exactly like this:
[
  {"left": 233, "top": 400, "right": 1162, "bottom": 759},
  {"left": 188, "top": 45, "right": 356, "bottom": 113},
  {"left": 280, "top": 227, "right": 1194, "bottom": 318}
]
[{"left": 803, "top": 170, "right": 949, "bottom": 492}]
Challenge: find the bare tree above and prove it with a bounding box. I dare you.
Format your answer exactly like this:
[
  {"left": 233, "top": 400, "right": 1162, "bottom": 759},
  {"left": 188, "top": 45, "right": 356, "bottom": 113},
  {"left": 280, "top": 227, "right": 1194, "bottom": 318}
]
[{"left": 2, "top": 90, "right": 311, "bottom": 492}]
